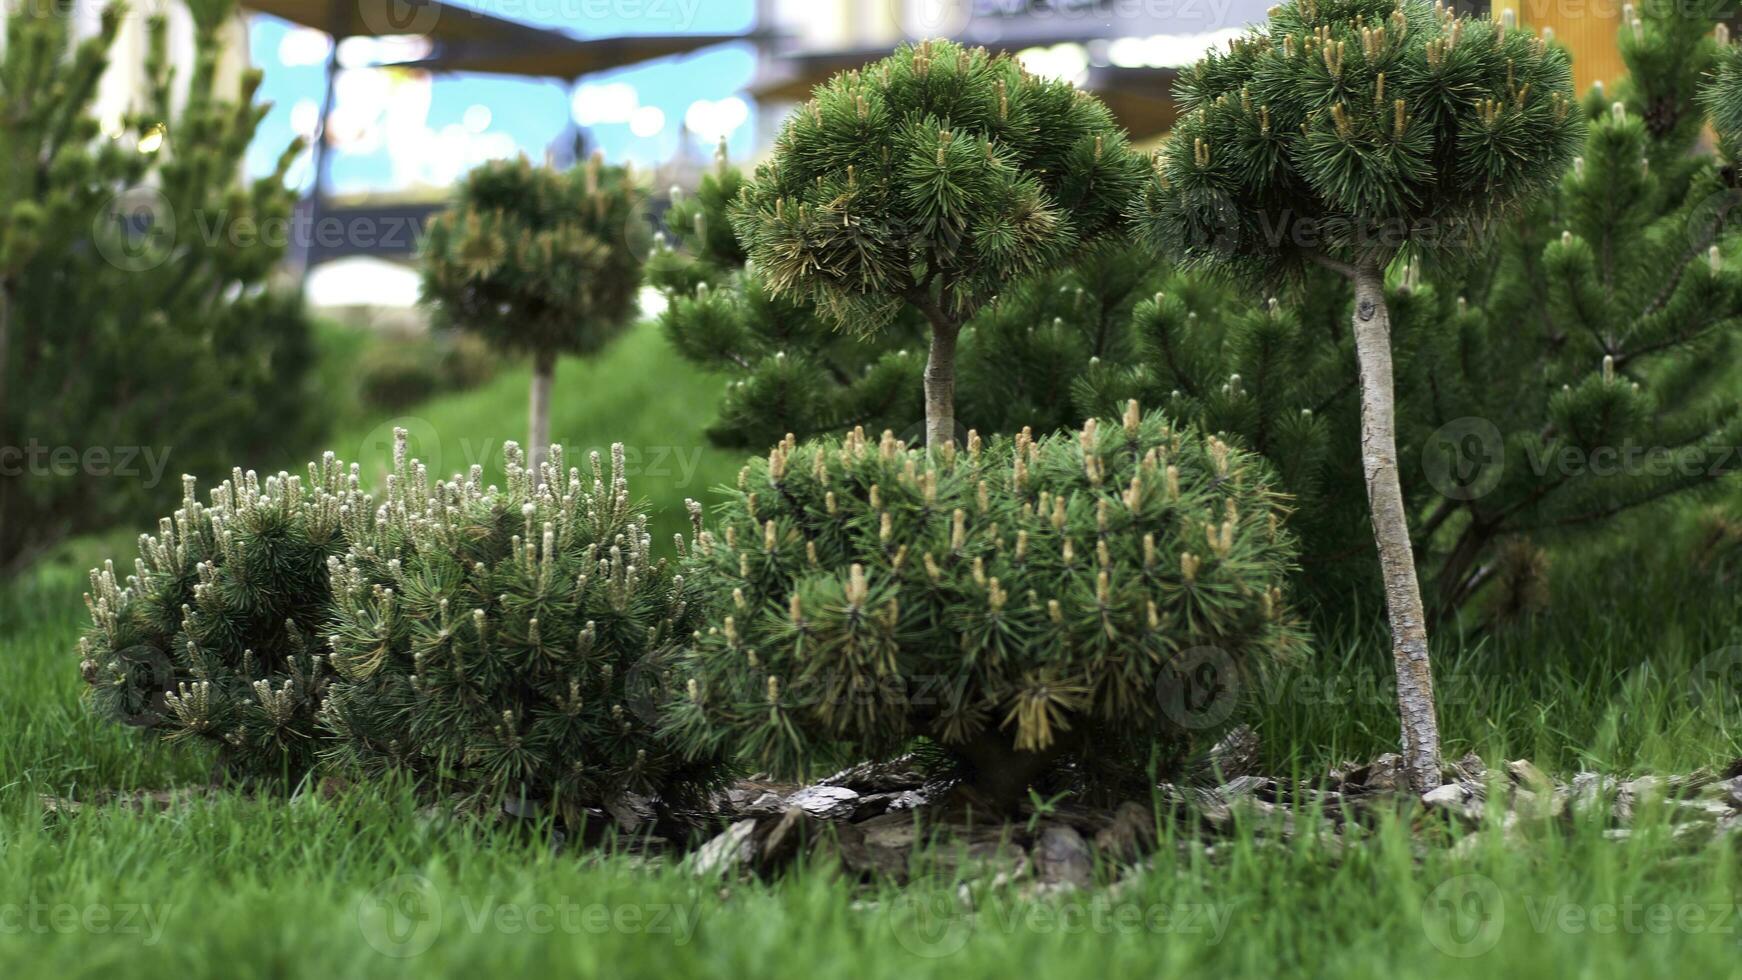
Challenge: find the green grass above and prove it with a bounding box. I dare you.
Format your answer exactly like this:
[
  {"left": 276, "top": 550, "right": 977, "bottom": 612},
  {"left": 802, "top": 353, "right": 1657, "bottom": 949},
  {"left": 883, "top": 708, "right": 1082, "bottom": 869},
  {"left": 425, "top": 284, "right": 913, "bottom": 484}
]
[{"left": 4, "top": 324, "right": 1740, "bottom": 978}]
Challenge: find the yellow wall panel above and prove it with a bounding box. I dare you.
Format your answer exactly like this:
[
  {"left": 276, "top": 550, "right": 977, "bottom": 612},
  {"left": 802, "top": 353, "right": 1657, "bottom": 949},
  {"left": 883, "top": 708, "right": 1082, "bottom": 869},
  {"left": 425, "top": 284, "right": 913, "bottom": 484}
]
[{"left": 1494, "top": 0, "right": 1627, "bottom": 94}]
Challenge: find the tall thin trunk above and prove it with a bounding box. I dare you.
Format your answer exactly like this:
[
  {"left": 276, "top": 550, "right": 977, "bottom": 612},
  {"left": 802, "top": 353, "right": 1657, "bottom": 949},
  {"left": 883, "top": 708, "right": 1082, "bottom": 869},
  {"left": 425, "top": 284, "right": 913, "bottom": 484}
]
[
  {"left": 1350, "top": 262, "right": 1442, "bottom": 794},
  {"left": 923, "top": 320, "right": 960, "bottom": 449},
  {"left": 0, "top": 278, "right": 11, "bottom": 429},
  {"left": 528, "top": 349, "right": 555, "bottom": 483}
]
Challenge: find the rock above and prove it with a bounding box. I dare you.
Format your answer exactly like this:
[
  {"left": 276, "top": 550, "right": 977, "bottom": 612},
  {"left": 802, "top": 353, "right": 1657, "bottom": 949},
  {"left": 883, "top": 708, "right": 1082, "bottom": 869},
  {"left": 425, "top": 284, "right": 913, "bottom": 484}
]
[
  {"left": 1422, "top": 781, "right": 1482, "bottom": 823},
  {"left": 813, "top": 821, "right": 909, "bottom": 880},
  {"left": 1449, "top": 753, "right": 1488, "bottom": 782},
  {"left": 1343, "top": 753, "right": 1406, "bottom": 794},
  {"left": 1565, "top": 772, "right": 1618, "bottom": 819},
  {"left": 1193, "top": 724, "right": 1261, "bottom": 781},
  {"left": 819, "top": 755, "right": 927, "bottom": 793},
  {"left": 1216, "top": 775, "right": 1273, "bottom": 801},
  {"left": 686, "top": 819, "right": 758, "bottom": 878},
  {"left": 758, "top": 807, "right": 814, "bottom": 871},
  {"left": 720, "top": 781, "right": 796, "bottom": 818},
  {"left": 604, "top": 793, "right": 656, "bottom": 833},
  {"left": 785, "top": 784, "right": 861, "bottom": 820},
  {"left": 1032, "top": 824, "right": 1093, "bottom": 889},
  {"left": 1505, "top": 759, "right": 1552, "bottom": 794},
  {"left": 1093, "top": 802, "right": 1158, "bottom": 864},
  {"left": 857, "top": 810, "right": 922, "bottom": 851},
  {"left": 854, "top": 789, "right": 927, "bottom": 820}
]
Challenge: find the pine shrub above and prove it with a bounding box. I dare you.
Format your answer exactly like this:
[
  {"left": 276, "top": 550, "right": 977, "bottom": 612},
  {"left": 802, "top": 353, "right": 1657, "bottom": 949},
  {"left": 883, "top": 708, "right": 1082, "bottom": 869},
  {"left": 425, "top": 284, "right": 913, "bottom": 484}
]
[
  {"left": 319, "top": 440, "right": 727, "bottom": 825},
  {"left": 1, "top": 2, "right": 314, "bottom": 573},
  {"left": 664, "top": 404, "right": 1302, "bottom": 810},
  {"left": 80, "top": 456, "right": 359, "bottom": 780}
]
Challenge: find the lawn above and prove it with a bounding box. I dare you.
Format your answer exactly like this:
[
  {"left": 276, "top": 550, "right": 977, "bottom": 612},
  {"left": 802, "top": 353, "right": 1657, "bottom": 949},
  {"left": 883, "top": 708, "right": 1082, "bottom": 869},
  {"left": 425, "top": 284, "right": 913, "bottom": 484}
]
[{"left": 4, "top": 323, "right": 1740, "bottom": 978}]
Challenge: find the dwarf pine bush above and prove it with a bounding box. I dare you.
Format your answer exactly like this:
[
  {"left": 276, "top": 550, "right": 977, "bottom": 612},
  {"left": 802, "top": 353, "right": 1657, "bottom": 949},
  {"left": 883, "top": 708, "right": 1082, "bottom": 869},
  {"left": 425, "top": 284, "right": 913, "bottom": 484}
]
[
  {"left": 80, "top": 457, "right": 360, "bottom": 780},
  {"left": 665, "top": 404, "right": 1302, "bottom": 809},
  {"left": 319, "top": 440, "right": 726, "bottom": 824}
]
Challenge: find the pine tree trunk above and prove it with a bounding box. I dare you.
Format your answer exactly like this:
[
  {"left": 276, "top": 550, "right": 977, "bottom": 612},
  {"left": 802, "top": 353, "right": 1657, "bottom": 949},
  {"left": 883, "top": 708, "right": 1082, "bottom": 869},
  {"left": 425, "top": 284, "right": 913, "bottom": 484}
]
[
  {"left": 1350, "top": 263, "right": 1442, "bottom": 794},
  {"left": 0, "top": 278, "right": 11, "bottom": 426},
  {"left": 923, "top": 320, "right": 960, "bottom": 449},
  {"left": 528, "top": 349, "right": 555, "bottom": 483}
]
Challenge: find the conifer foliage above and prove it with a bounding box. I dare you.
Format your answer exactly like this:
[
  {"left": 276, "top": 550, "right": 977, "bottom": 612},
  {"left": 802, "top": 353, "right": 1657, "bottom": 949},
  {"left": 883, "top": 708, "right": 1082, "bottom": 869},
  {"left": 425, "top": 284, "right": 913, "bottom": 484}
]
[
  {"left": 320, "top": 438, "right": 726, "bottom": 824},
  {"left": 1134, "top": 0, "right": 1583, "bottom": 792},
  {"left": 1, "top": 1, "right": 313, "bottom": 573},
  {"left": 728, "top": 39, "right": 1149, "bottom": 448},
  {"left": 664, "top": 405, "right": 1301, "bottom": 811},
  {"left": 420, "top": 154, "right": 649, "bottom": 477},
  {"left": 81, "top": 457, "right": 356, "bottom": 781},
  {"left": 1080, "top": 4, "right": 1742, "bottom": 621},
  {"left": 656, "top": 155, "right": 1169, "bottom": 450}
]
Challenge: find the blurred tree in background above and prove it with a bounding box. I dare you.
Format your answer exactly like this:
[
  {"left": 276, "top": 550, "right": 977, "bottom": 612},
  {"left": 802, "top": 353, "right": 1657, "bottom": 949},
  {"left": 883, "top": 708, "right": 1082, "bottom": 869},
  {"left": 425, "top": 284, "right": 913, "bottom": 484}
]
[
  {"left": 419, "top": 153, "right": 649, "bottom": 479},
  {"left": 0, "top": 0, "right": 313, "bottom": 574}
]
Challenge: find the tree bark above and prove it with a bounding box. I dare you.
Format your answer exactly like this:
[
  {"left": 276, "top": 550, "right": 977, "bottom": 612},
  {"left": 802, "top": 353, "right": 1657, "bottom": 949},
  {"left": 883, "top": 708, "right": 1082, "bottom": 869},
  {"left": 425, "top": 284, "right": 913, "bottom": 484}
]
[
  {"left": 1349, "top": 263, "right": 1442, "bottom": 794},
  {"left": 528, "top": 349, "right": 555, "bottom": 483},
  {"left": 923, "top": 319, "right": 960, "bottom": 449},
  {"left": 0, "top": 278, "right": 11, "bottom": 430}
]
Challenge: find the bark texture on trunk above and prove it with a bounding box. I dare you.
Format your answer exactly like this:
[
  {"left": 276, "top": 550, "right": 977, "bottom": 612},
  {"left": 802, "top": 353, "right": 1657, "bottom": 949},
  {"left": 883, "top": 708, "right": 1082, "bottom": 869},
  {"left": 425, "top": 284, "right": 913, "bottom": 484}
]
[
  {"left": 0, "top": 280, "right": 11, "bottom": 427},
  {"left": 923, "top": 320, "right": 960, "bottom": 449},
  {"left": 1350, "top": 263, "right": 1442, "bottom": 793},
  {"left": 528, "top": 349, "right": 555, "bottom": 483}
]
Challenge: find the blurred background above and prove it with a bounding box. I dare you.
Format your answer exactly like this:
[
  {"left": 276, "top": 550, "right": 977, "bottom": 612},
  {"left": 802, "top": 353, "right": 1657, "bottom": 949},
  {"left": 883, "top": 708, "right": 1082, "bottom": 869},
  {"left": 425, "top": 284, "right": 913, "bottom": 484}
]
[{"left": 86, "top": 0, "right": 1622, "bottom": 309}]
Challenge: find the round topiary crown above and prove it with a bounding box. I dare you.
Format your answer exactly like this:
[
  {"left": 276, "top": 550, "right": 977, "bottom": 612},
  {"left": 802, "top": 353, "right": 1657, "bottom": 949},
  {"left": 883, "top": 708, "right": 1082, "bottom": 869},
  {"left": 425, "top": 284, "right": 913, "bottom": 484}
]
[{"left": 1135, "top": 0, "right": 1583, "bottom": 277}]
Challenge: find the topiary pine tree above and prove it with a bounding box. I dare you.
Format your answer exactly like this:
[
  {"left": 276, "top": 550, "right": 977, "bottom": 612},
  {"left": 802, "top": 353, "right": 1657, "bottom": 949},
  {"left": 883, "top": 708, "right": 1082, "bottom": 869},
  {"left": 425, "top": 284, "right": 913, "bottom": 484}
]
[
  {"left": 664, "top": 405, "right": 1301, "bottom": 810},
  {"left": 320, "top": 437, "right": 727, "bottom": 826},
  {"left": 420, "top": 153, "right": 648, "bottom": 478},
  {"left": 1, "top": 1, "right": 313, "bottom": 574},
  {"left": 656, "top": 151, "right": 1164, "bottom": 449},
  {"left": 80, "top": 455, "right": 360, "bottom": 782},
  {"left": 1132, "top": 0, "right": 1583, "bottom": 792},
  {"left": 728, "top": 39, "right": 1150, "bottom": 449},
  {"left": 650, "top": 149, "right": 928, "bottom": 450}
]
